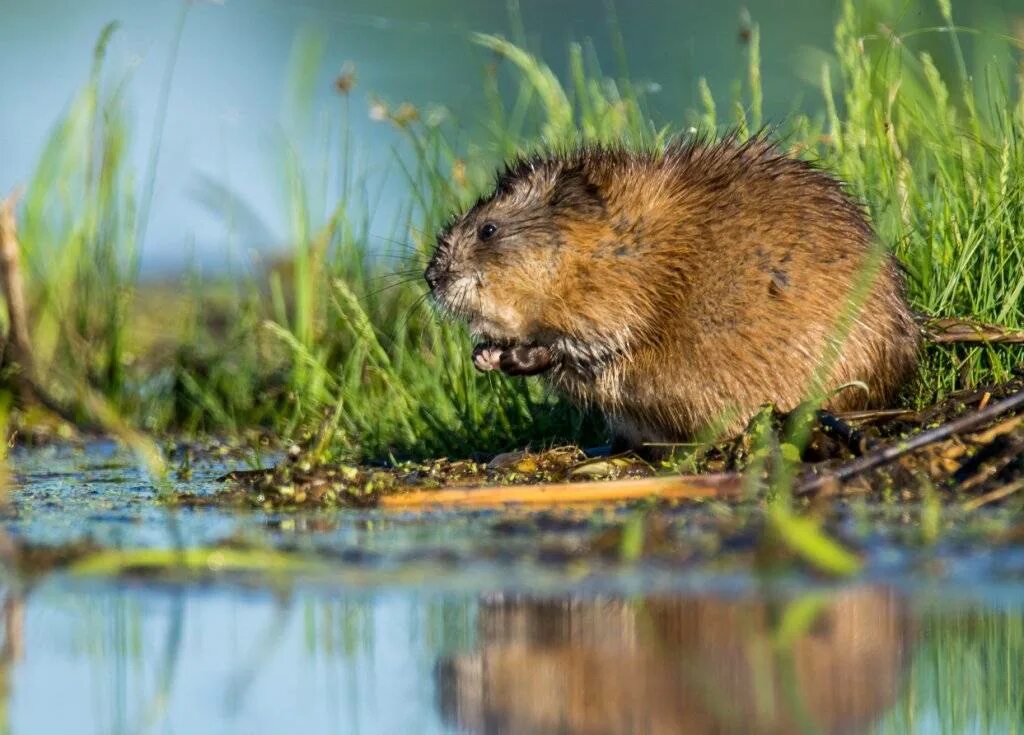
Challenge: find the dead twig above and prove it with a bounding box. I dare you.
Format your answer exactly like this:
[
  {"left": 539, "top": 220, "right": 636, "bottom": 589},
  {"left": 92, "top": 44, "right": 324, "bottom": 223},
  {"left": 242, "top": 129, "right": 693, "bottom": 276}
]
[
  {"left": 797, "top": 385, "right": 1024, "bottom": 497},
  {"left": 923, "top": 317, "right": 1024, "bottom": 344},
  {"left": 961, "top": 478, "right": 1024, "bottom": 512},
  {"left": 0, "top": 191, "right": 33, "bottom": 403},
  {"left": 951, "top": 434, "right": 1023, "bottom": 492},
  {"left": 0, "top": 190, "right": 103, "bottom": 432},
  {"left": 378, "top": 473, "right": 742, "bottom": 510},
  {"left": 963, "top": 414, "right": 1024, "bottom": 445},
  {"left": 834, "top": 408, "right": 918, "bottom": 423}
]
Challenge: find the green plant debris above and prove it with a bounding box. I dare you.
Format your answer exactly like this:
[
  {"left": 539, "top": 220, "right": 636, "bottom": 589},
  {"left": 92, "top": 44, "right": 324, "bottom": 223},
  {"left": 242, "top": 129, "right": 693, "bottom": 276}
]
[
  {"left": 187, "top": 378, "right": 1024, "bottom": 548},
  {"left": 191, "top": 445, "right": 653, "bottom": 510},
  {"left": 69, "top": 547, "right": 325, "bottom": 579},
  {"left": 766, "top": 508, "right": 863, "bottom": 577}
]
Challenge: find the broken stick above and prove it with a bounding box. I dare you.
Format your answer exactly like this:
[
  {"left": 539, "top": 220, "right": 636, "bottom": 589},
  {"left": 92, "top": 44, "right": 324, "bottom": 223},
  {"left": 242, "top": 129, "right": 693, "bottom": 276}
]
[
  {"left": 923, "top": 317, "right": 1024, "bottom": 344},
  {"left": 379, "top": 473, "right": 742, "bottom": 510},
  {"left": 0, "top": 191, "right": 34, "bottom": 403},
  {"left": 797, "top": 385, "right": 1024, "bottom": 496}
]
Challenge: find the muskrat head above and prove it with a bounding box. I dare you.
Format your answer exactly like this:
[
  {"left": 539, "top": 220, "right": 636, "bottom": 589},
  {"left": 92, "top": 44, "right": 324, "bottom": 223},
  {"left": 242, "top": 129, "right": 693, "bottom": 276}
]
[{"left": 425, "top": 157, "right": 608, "bottom": 351}]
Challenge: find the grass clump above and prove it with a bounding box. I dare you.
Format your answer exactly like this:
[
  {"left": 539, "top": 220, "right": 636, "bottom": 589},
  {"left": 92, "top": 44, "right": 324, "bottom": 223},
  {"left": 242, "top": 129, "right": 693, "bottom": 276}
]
[{"left": 2, "top": 0, "right": 1023, "bottom": 462}]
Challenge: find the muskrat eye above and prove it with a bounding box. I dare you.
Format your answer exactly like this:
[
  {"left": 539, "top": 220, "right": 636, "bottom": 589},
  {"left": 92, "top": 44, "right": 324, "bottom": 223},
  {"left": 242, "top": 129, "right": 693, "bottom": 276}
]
[{"left": 478, "top": 222, "right": 498, "bottom": 241}]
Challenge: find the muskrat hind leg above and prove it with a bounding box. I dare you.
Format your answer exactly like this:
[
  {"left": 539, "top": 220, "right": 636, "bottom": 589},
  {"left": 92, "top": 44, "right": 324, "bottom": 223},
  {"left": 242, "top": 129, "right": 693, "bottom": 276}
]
[
  {"left": 609, "top": 434, "right": 634, "bottom": 455},
  {"left": 498, "top": 345, "right": 554, "bottom": 376}
]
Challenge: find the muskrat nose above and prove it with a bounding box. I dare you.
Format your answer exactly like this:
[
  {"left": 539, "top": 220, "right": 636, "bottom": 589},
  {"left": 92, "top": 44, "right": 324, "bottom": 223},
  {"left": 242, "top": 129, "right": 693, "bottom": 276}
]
[{"left": 424, "top": 261, "right": 443, "bottom": 291}]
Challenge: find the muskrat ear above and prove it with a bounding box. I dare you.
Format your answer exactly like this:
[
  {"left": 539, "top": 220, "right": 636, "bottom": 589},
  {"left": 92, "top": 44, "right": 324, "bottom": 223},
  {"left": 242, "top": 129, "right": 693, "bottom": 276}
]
[{"left": 549, "top": 165, "right": 605, "bottom": 217}]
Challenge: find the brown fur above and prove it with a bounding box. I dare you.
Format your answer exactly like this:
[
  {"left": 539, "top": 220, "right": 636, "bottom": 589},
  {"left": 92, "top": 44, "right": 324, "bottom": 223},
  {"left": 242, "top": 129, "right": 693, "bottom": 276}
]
[{"left": 425, "top": 136, "right": 919, "bottom": 446}]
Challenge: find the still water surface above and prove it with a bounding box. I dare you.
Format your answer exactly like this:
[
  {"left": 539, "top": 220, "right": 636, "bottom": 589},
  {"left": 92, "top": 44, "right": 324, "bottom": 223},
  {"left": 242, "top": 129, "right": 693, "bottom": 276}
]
[
  {"left": 3, "top": 0, "right": 1020, "bottom": 270},
  {"left": 2, "top": 443, "right": 1023, "bottom": 733}
]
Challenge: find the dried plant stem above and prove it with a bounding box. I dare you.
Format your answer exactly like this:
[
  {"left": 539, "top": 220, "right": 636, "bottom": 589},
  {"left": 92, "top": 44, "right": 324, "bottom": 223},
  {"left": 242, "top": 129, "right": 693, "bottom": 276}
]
[
  {"left": 922, "top": 317, "right": 1024, "bottom": 344},
  {"left": 0, "top": 191, "right": 100, "bottom": 430},
  {"left": 0, "top": 191, "right": 34, "bottom": 403},
  {"left": 798, "top": 385, "right": 1024, "bottom": 496},
  {"left": 379, "top": 473, "right": 741, "bottom": 510},
  {"left": 961, "top": 478, "right": 1024, "bottom": 512}
]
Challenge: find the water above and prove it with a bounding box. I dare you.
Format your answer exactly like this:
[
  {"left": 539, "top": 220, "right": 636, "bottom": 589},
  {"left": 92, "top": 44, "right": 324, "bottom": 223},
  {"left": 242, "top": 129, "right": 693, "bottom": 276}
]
[
  {"left": 2, "top": 0, "right": 1019, "bottom": 271},
  {"left": 2, "top": 443, "right": 1023, "bottom": 733},
  {"left": 11, "top": 582, "right": 1021, "bottom": 734}
]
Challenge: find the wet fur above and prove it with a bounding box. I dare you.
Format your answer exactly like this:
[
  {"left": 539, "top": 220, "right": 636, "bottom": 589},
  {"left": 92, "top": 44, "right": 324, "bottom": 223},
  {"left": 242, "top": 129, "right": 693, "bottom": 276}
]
[{"left": 426, "top": 135, "right": 920, "bottom": 447}]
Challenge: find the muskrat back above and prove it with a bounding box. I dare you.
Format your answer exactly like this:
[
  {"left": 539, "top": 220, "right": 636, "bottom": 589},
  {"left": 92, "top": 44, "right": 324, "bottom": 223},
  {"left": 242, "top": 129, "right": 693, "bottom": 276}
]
[{"left": 425, "top": 136, "right": 919, "bottom": 449}]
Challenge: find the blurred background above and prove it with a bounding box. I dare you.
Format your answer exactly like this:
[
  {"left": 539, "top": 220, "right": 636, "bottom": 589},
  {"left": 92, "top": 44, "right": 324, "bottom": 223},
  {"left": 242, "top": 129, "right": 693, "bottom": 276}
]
[
  {"left": 2, "top": 0, "right": 1017, "bottom": 273},
  {"left": 1, "top": 6, "right": 1024, "bottom": 731}
]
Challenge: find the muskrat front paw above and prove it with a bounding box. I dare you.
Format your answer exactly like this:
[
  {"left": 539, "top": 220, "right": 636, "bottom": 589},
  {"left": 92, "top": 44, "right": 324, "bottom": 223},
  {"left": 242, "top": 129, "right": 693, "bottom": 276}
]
[
  {"left": 472, "top": 344, "right": 504, "bottom": 372},
  {"left": 498, "top": 344, "right": 554, "bottom": 376},
  {"left": 472, "top": 343, "right": 554, "bottom": 376}
]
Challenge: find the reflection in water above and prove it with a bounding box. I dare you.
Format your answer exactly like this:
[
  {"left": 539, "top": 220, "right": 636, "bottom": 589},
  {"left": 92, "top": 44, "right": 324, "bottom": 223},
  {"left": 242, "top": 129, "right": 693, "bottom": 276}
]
[
  {"left": 5, "top": 580, "right": 1024, "bottom": 733},
  {"left": 437, "top": 588, "right": 909, "bottom": 735},
  {"left": 0, "top": 591, "right": 24, "bottom": 732}
]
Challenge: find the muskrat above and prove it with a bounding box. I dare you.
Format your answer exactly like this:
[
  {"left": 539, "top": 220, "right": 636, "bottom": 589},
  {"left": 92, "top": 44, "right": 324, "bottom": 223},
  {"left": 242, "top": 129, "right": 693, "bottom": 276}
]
[{"left": 424, "top": 136, "right": 919, "bottom": 450}]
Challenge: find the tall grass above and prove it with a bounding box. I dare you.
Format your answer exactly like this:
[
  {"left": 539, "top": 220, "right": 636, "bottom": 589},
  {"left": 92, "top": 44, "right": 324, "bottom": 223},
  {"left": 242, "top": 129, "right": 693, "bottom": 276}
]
[
  {"left": 17, "top": 23, "right": 138, "bottom": 417},
  {"left": 825, "top": 0, "right": 1024, "bottom": 400},
  {"left": 3, "top": 0, "right": 1023, "bottom": 459}
]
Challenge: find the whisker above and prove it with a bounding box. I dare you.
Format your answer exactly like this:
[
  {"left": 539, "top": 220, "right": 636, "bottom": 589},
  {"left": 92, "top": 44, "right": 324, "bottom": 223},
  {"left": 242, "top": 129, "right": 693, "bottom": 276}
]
[
  {"left": 375, "top": 252, "right": 427, "bottom": 263},
  {"left": 360, "top": 276, "right": 425, "bottom": 301},
  {"left": 377, "top": 251, "right": 423, "bottom": 264},
  {"left": 366, "top": 269, "right": 423, "bottom": 283},
  {"left": 368, "top": 232, "right": 429, "bottom": 254},
  {"left": 368, "top": 233, "right": 417, "bottom": 247}
]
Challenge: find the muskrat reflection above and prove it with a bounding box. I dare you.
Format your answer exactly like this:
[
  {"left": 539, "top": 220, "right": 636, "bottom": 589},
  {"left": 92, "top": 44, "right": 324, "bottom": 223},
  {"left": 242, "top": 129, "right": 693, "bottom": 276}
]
[{"left": 436, "top": 588, "right": 909, "bottom": 735}]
